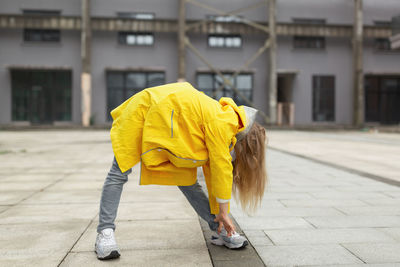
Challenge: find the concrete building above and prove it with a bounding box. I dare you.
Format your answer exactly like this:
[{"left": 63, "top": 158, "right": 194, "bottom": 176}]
[{"left": 0, "top": 0, "right": 399, "bottom": 126}]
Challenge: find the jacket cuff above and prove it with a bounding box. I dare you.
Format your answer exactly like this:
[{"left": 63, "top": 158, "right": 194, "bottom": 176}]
[{"left": 216, "top": 197, "right": 230, "bottom": 203}]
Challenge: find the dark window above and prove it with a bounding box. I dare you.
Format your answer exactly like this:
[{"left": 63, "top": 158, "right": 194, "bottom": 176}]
[
  {"left": 365, "top": 76, "right": 400, "bottom": 124},
  {"left": 208, "top": 35, "right": 242, "bottom": 48},
  {"left": 24, "top": 29, "right": 60, "bottom": 42},
  {"left": 106, "top": 71, "right": 165, "bottom": 121},
  {"left": 292, "top": 18, "right": 326, "bottom": 25},
  {"left": 374, "top": 38, "right": 391, "bottom": 51},
  {"left": 197, "top": 73, "right": 252, "bottom": 106},
  {"left": 117, "top": 12, "right": 154, "bottom": 20},
  {"left": 11, "top": 70, "right": 71, "bottom": 123},
  {"left": 23, "top": 10, "right": 61, "bottom": 42},
  {"left": 294, "top": 36, "right": 325, "bottom": 49},
  {"left": 118, "top": 32, "right": 154, "bottom": 46},
  {"left": 312, "top": 75, "right": 335, "bottom": 122}
]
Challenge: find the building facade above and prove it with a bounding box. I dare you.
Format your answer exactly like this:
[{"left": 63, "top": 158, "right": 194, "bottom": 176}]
[{"left": 0, "top": 0, "right": 399, "bottom": 126}]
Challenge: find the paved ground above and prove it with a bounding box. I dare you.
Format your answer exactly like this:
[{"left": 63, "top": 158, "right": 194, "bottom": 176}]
[
  {"left": 266, "top": 130, "right": 400, "bottom": 183},
  {"left": 2, "top": 129, "right": 400, "bottom": 267},
  {"left": 0, "top": 130, "right": 212, "bottom": 266},
  {"left": 229, "top": 130, "right": 400, "bottom": 266}
]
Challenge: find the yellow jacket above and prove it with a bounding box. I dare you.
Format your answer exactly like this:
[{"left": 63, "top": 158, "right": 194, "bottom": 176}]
[{"left": 110, "top": 82, "right": 246, "bottom": 214}]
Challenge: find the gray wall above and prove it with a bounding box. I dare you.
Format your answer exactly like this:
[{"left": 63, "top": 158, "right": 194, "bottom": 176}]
[{"left": 0, "top": 0, "right": 400, "bottom": 125}]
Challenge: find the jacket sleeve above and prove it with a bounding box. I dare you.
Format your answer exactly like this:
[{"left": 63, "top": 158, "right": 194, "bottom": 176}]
[{"left": 204, "top": 119, "right": 235, "bottom": 205}]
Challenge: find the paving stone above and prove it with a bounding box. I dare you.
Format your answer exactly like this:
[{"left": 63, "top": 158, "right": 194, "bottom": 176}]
[
  {"left": 336, "top": 206, "right": 400, "bottom": 216},
  {"left": 73, "top": 220, "right": 205, "bottom": 252},
  {"left": 234, "top": 216, "right": 314, "bottom": 230},
  {"left": 0, "top": 191, "right": 32, "bottom": 205},
  {"left": 254, "top": 244, "right": 363, "bottom": 266},
  {"left": 378, "top": 228, "right": 400, "bottom": 242},
  {"left": 61, "top": 249, "right": 212, "bottom": 267},
  {"left": 301, "top": 263, "right": 400, "bottom": 267},
  {"left": 0, "top": 181, "right": 53, "bottom": 191},
  {"left": 280, "top": 199, "right": 368, "bottom": 207},
  {"left": 342, "top": 243, "right": 400, "bottom": 263},
  {"left": 309, "top": 191, "right": 391, "bottom": 199},
  {"left": 264, "top": 228, "right": 397, "bottom": 245},
  {"left": 22, "top": 189, "right": 102, "bottom": 204},
  {"left": 0, "top": 204, "right": 98, "bottom": 224},
  {"left": 305, "top": 216, "right": 400, "bottom": 228},
  {"left": 0, "top": 222, "right": 88, "bottom": 263},
  {"left": 115, "top": 201, "right": 197, "bottom": 221},
  {"left": 360, "top": 198, "right": 400, "bottom": 206},
  {"left": 232, "top": 207, "right": 344, "bottom": 218}
]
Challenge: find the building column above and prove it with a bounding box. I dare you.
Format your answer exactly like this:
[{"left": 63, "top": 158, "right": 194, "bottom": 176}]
[
  {"left": 353, "top": 0, "right": 364, "bottom": 127},
  {"left": 268, "top": 0, "right": 277, "bottom": 124},
  {"left": 81, "top": 0, "right": 92, "bottom": 126},
  {"left": 178, "top": 0, "right": 186, "bottom": 82}
]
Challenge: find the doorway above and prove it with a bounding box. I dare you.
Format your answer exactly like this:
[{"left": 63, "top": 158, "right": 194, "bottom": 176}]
[
  {"left": 11, "top": 69, "right": 72, "bottom": 124},
  {"left": 277, "top": 72, "right": 296, "bottom": 126},
  {"left": 365, "top": 75, "right": 400, "bottom": 124}
]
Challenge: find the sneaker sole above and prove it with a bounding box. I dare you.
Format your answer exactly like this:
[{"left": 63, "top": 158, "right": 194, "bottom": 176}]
[
  {"left": 211, "top": 236, "right": 249, "bottom": 249},
  {"left": 96, "top": 250, "right": 121, "bottom": 260}
]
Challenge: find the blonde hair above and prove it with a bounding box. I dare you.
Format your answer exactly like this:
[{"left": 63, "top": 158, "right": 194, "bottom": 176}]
[{"left": 232, "top": 122, "right": 267, "bottom": 215}]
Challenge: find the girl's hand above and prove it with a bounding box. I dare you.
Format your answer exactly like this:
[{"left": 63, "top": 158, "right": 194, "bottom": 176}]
[{"left": 214, "top": 202, "right": 235, "bottom": 236}]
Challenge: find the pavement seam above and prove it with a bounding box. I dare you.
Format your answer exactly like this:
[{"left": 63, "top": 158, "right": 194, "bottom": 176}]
[
  {"left": 338, "top": 243, "right": 367, "bottom": 264},
  {"left": 0, "top": 173, "right": 71, "bottom": 215},
  {"left": 57, "top": 213, "right": 98, "bottom": 267},
  {"left": 269, "top": 147, "right": 400, "bottom": 188}
]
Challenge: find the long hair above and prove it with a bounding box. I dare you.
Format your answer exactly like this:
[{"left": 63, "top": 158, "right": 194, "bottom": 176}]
[{"left": 232, "top": 122, "right": 267, "bottom": 215}]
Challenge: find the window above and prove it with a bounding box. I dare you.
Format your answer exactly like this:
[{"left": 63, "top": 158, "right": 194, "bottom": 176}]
[
  {"left": 312, "top": 75, "right": 335, "bottom": 122},
  {"left": 11, "top": 70, "right": 72, "bottom": 123},
  {"left": 294, "top": 36, "right": 325, "bottom": 49},
  {"left": 117, "top": 12, "right": 154, "bottom": 20},
  {"left": 106, "top": 71, "right": 165, "bottom": 120},
  {"left": 197, "top": 73, "right": 252, "bottom": 106},
  {"left": 208, "top": 35, "right": 242, "bottom": 48},
  {"left": 292, "top": 18, "right": 326, "bottom": 25},
  {"left": 23, "top": 10, "right": 61, "bottom": 42},
  {"left": 373, "top": 21, "right": 397, "bottom": 52},
  {"left": 118, "top": 32, "right": 154, "bottom": 46}
]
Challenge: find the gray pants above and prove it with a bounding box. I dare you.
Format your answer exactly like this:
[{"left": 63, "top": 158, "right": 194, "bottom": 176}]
[{"left": 97, "top": 158, "right": 219, "bottom": 233}]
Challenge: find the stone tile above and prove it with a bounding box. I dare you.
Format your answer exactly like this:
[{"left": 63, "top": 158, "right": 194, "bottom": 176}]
[
  {"left": 254, "top": 244, "right": 362, "bottom": 266},
  {"left": 0, "top": 191, "right": 32, "bottom": 205},
  {"left": 0, "top": 204, "right": 98, "bottom": 224},
  {"left": 0, "top": 222, "right": 88, "bottom": 263},
  {"left": 61, "top": 249, "right": 212, "bottom": 267},
  {"left": 301, "top": 264, "right": 400, "bottom": 267},
  {"left": 305, "top": 216, "right": 400, "bottom": 228},
  {"left": 382, "top": 191, "right": 400, "bottom": 198},
  {"left": 264, "top": 228, "right": 397, "bottom": 245},
  {"left": 232, "top": 207, "right": 344, "bottom": 218},
  {"left": 0, "top": 206, "right": 10, "bottom": 213},
  {"left": 22, "top": 190, "right": 101, "bottom": 204},
  {"left": 342, "top": 243, "right": 400, "bottom": 263},
  {"left": 73, "top": 220, "right": 205, "bottom": 252},
  {"left": 0, "top": 181, "right": 53, "bottom": 191},
  {"left": 309, "top": 191, "right": 391, "bottom": 199},
  {"left": 378, "top": 228, "right": 400, "bottom": 242},
  {"left": 280, "top": 199, "right": 368, "bottom": 207},
  {"left": 336, "top": 206, "right": 400, "bottom": 216},
  {"left": 247, "top": 235, "right": 274, "bottom": 246},
  {"left": 262, "top": 192, "right": 315, "bottom": 200},
  {"left": 234, "top": 216, "right": 314, "bottom": 230},
  {"left": 115, "top": 202, "right": 197, "bottom": 221},
  {"left": 360, "top": 198, "right": 400, "bottom": 206}
]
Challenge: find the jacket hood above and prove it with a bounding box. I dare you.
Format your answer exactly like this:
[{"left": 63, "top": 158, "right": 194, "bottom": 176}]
[{"left": 219, "top": 97, "right": 247, "bottom": 133}]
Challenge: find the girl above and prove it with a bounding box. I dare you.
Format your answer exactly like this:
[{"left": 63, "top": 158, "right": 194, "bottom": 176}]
[{"left": 95, "top": 82, "right": 267, "bottom": 260}]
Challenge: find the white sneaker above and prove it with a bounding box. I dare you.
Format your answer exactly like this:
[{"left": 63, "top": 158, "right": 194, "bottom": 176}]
[
  {"left": 211, "top": 228, "right": 248, "bottom": 249},
  {"left": 95, "top": 228, "right": 121, "bottom": 260}
]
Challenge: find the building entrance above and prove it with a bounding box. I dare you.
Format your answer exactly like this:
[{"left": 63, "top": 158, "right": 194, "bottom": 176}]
[
  {"left": 11, "top": 69, "right": 72, "bottom": 124},
  {"left": 277, "top": 72, "right": 296, "bottom": 126},
  {"left": 365, "top": 75, "right": 400, "bottom": 124}
]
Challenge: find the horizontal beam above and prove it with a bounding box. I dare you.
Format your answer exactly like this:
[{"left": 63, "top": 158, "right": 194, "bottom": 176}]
[{"left": 0, "top": 14, "right": 392, "bottom": 38}]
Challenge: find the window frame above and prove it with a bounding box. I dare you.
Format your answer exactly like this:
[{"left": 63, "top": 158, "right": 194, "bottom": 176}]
[
  {"left": 106, "top": 71, "right": 165, "bottom": 121},
  {"left": 22, "top": 10, "right": 61, "bottom": 43},
  {"left": 293, "top": 36, "right": 325, "bottom": 49},
  {"left": 196, "top": 72, "right": 253, "bottom": 106}
]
